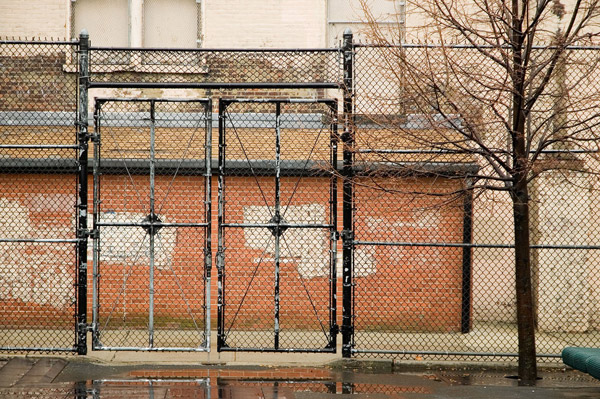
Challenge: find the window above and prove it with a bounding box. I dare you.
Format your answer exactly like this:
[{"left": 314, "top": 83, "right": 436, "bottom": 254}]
[
  {"left": 71, "top": 0, "right": 202, "bottom": 48},
  {"left": 71, "top": 0, "right": 129, "bottom": 47},
  {"left": 327, "top": 0, "right": 405, "bottom": 45}
]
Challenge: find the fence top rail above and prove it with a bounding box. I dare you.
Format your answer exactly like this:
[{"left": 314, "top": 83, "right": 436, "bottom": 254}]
[
  {"left": 89, "top": 46, "right": 341, "bottom": 53},
  {"left": 354, "top": 42, "right": 600, "bottom": 51},
  {"left": 0, "top": 39, "right": 78, "bottom": 45}
]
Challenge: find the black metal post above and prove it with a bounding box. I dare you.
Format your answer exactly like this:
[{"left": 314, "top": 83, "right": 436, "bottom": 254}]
[
  {"left": 204, "top": 99, "right": 213, "bottom": 348},
  {"left": 76, "top": 29, "right": 90, "bottom": 355},
  {"left": 274, "top": 102, "right": 281, "bottom": 350},
  {"left": 217, "top": 100, "right": 227, "bottom": 350},
  {"left": 341, "top": 28, "right": 354, "bottom": 358},
  {"left": 461, "top": 179, "right": 474, "bottom": 333},
  {"left": 329, "top": 101, "right": 339, "bottom": 349}
]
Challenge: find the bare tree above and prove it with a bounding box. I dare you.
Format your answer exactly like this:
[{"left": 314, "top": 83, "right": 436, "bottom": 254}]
[{"left": 357, "top": 0, "right": 600, "bottom": 382}]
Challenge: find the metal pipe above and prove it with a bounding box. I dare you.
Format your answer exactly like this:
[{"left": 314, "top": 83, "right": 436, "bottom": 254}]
[
  {"left": 353, "top": 241, "right": 600, "bottom": 249},
  {"left": 0, "top": 346, "right": 78, "bottom": 352},
  {"left": 217, "top": 347, "right": 337, "bottom": 353},
  {"left": 461, "top": 180, "right": 474, "bottom": 334},
  {"left": 350, "top": 349, "right": 561, "bottom": 357},
  {"left": 357, "top": 148, "right": 597, "bottom": 154},
  {"left": 216, "top": 100, "right": 227, "bottom": 350},
  {"left": 0, "top": 39, "right": 78, "bottom": 45},
  {"left": 92, "top": 346, "right": 210, "bottom": 352},
  {"left": 0, "top": 238, "right": 80, "bottom": 243},
  {"left": 274, "top": 101, "right": 281, "bottom": 350},
  {"left": 354, "top": 42, "right": 600, "bottom": 51},
  {"left": 76, "top": 30, "right": 90, "bottom": 355},
  {"left": 0, "top": 145, "right": 79, "bottom": 149},
  {"left": 204, "top": 98, "right": 213, "bottom": 350},
  {"left": 88, "top": 82, "right": 341, "bottom": 89},
  {"left": 329, "top": 102, "right": 339, "bottom": 348},
  {"left": 89, "top": 46, "right": 340, "bottom": 52},
  {"left": 148, "top": 101, "right": 156, "bottom": 348},
  {"left": 219, "top": 223, "right": 334, "bottom": 229},
  {"left": 95, "top": 222, "right": 209, "bottom": 227},
  {"left": 341, "top": 28, "right": 354, "bottom": 359},
  {"left": 92, "top": 100, "right": 102, "bottom": 348}
]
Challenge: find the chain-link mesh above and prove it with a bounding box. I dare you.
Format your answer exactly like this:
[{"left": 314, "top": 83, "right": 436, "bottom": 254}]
[
  {"left": 352, "top": 44, "right": 600, "bottom": 360},
  {"left": 0, "top": 41, "right": 79, "bottom": 352},
  {"left": 92, "top": 99, "right": 211, "bottom": 351},
  {"left": 218, "top": 100, "right": 338, "bottom": 351},
  {"left": 88, "top": 49, "right": 342, "bottom": 85},
  {"left": 4, "top": 38, "right": 600, "bottom": 362}
]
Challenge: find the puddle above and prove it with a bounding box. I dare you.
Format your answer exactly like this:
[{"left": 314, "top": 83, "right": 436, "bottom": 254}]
[{"left": 1, "top": 363, "right": 600, "bottom": 398}]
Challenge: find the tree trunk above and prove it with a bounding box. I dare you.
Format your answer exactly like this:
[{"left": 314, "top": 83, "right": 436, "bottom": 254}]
[{"left": 512, "top": 182, "right": 538, "bottom": 383}]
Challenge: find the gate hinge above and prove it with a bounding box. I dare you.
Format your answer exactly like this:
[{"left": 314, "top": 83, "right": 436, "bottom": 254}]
[
  {"left": 89, "top": 229, "right": 99, "bottom": 239},
  {"left": 330, "top": 324, "right": 340, "bottom": 335},
  {"left": 340, "top": 324, "right": 354, "bottom": 335},
  {"left": 341, "top": 229, "right": 353, "bottom": 244},
  {"left": 88, "top": 133, "right": 99, "bottom": 143}
]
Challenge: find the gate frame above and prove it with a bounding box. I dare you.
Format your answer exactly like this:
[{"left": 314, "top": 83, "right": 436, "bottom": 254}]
[
  {"left": 71, "top": 31, "right": 349, "bottom": 355},
  {"left": 90, "top": 97, "right": 213, "bottom": 352},
  {"left": 216, "top": 98, "right": 340, "bottom": 353}
]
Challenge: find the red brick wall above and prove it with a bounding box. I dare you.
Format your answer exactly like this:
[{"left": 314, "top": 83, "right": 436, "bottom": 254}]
[
  {"left": 0, "top": 173, "right": 466, "bottom": 334},
  {"left": 353, "top": 177, "right": 466, "bottom": 332}
]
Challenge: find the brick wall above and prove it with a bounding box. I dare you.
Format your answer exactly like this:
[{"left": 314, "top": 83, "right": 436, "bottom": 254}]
[
  {"left": 353, "top": 177, "right": 466, "bottom": 332},
  {"left": 0, "top": 171, "right": 466, "bottom": 334}
]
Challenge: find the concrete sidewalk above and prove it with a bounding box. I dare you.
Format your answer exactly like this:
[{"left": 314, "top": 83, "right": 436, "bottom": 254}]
[{"left": 1, "top": 354, "right": 600, "bottom": 398}]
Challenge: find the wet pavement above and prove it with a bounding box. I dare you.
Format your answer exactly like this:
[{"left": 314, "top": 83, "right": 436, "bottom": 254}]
[{"left": 1, "top": 356, "right": 600, "bottom": 398}]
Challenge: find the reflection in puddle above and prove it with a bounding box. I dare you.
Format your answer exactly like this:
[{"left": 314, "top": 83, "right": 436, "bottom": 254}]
[{"left": 0, "top": 377, "right": 433, "bottom": 398}]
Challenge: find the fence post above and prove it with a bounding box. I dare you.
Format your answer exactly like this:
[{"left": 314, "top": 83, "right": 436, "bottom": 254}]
[
  {"left": 461, "top": 178, "right": 474, "bottom": 333},
  {"left": 341, "top": 28, "right": 354, "bottom": 358},
  {"left": 76, "top": 29, "right": 90, "bottom": 355}
]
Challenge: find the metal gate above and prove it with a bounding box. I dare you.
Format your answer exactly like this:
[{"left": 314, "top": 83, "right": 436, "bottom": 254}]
[
  {"left": 91, "top": 98, "right": 212, "bottom": 351},
  {"left": 217, "top": 99, "right": 339, "bottom": 352}
]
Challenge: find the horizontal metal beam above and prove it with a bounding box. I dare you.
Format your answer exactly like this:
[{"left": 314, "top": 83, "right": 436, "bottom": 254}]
[
  {"left": 88, "top": 82, "right": 341, "bottom": 89},
  {"left": 351, "top": 349, "right": 561, "bottom": 358},
  {"left": 0, "top": 145, "right": 78, "bottom": 149},
  {"left": 218, "top": 347, "right": 336, "bottom": 353},
  {"left": 90, "top": 46, "right": 340, "bottom": 52},
  {"left": 353, "top": 240, "right": 600, "bottom": 250},
  {"left": 0, "top": 238, "right": 79, "bottom": 243},
  {"left": 93, "top": 346, "right": 209, "bottom": 352},
  {"left": 221, "top": 223, "right": 334, "bottom": 229},
  {"left": 0, "top": 346, "right": 77, "bottom": 352},
  {"left": 96, "top": 222, "right": 209, "bottom": 228}
]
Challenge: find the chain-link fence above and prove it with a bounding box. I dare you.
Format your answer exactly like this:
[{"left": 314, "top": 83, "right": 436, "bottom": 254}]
[
  {"left": 3, "top": 36, "right": 600, "bottom": 361},
  {"left": 217, "top": 99, "right": 338, "bottom": 352},
  {"left": 352, "top": 44, "right": 600, "bottom": 361},
  {"left": 0, "top": 41, "right": 79, "bottom": 352}
]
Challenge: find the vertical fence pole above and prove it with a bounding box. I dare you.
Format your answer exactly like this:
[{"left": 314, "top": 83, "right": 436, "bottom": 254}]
[
  {"left": 273, "top": 102, "right": 282, "bottom": 350},
  {"left": 341, "top": 28, "right": 354, "bottom": 358},
  {"left": 216, "top": 100, "right": 227, "bottom": 350},
  {"left": 204, "top": 99, "right": 213, "bottom": 349},
  {"left": 76, "top": 29, "right": 90, "bottom": 355},
  {"left": 461, "top": 179, "right": 474, "bottom": 333}
]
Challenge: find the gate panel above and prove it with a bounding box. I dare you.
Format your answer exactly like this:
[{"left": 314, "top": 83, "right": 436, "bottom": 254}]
[
  {"left": 217, "top": 99, "right": 338, "bottom": 352},
  {"left": 92, "top": 98, "right": 211, "bottom": 351}
]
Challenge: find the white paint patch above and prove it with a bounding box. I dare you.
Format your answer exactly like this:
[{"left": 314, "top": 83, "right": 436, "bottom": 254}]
[
  {"left": 0, "top": 198, "right": 74, "bottom": 308},
  {"left": 244, "top": 204, "right": 331, "bottom": 279},
  {"left": 92, "top": 212, "right": 177, "bottom": 270}
]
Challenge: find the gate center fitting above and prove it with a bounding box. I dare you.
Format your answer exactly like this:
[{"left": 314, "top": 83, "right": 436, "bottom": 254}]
[
  {"left": 268, "top": 213, "right": 288, "bottom": 237},
  {"left": 142, "top": 214, "right": 163, "bottom": 235}
]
